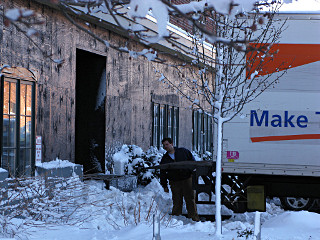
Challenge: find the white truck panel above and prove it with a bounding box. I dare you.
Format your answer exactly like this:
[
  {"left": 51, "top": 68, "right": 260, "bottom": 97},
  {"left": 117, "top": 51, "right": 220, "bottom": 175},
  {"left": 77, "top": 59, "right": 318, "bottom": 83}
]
[
  {"left": 277, "top": 15, "right": 320, "bottom": 44},
  {"left": 222, "top": 14, "right": 320, "bottom": 176}
]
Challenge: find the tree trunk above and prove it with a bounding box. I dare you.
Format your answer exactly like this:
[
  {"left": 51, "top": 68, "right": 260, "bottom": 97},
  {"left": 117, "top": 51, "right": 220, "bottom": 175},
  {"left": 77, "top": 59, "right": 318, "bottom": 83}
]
[{"left": 215, "top": 117, "right": 223, "bottom": 236}]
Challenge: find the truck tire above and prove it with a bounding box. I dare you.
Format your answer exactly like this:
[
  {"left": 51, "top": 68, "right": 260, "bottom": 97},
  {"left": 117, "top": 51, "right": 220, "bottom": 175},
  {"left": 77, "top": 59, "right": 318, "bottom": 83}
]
[{"left": 280, "top": 197, "right": 316, "bottom": 211}]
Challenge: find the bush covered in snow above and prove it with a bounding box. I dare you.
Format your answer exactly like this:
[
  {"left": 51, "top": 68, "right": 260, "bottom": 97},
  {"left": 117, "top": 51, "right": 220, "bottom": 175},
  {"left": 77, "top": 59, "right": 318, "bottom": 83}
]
[
  {"left": 192, "top": 151, "right": 213, "bottom": 162},
  {"left": 112, "top": 145, "right": 165, "bottom": 186}
]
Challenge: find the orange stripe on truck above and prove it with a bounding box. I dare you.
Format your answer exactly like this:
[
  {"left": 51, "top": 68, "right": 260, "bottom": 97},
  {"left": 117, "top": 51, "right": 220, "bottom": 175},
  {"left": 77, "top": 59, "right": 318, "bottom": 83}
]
[
  {"left": 247, "top": 44, "right": 320, "bottom": 77},
  {"left": 251, "top": 134, "right": 320, "bottom": 143}
]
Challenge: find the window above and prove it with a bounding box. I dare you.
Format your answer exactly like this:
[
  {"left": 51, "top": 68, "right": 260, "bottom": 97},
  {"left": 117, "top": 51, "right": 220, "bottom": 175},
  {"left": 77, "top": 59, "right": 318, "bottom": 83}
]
[
  {"left": 152, "top": 103, "right": 179, "bottom": 149},
  {"left": 192, "top": 111, "right": 213, "bottom": 154},
  {"left": 1, "top": 72, "right": 36, "bottom": 177}
]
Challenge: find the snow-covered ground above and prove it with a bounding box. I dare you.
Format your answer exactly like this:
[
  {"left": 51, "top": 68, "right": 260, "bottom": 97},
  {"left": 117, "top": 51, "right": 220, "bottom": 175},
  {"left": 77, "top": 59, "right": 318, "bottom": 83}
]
[{"left": 0, "top": 176, "right": 319, "bottom": 240}]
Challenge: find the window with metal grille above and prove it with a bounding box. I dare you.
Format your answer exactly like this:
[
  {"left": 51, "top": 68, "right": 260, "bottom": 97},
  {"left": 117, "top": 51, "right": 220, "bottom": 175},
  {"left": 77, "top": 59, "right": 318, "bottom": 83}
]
[
  {"left": 152, "top": 103, "right": 179, "bottom": 149},
  {"left": 1, "top": 74, "right": 36, "bottom": 177},
  {"left": 192, "top": 110, "right": 213, "bottom": 154}
]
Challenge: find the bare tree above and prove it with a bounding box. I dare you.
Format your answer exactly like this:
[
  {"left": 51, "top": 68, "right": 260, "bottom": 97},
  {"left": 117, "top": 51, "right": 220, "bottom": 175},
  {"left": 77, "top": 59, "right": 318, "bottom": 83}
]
[{"left": 153, "top": 3, "right": 288, "bottom": 235}]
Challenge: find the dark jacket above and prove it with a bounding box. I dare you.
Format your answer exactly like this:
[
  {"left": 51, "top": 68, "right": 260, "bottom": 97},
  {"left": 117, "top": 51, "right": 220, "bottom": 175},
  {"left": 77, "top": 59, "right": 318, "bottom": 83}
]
[{"left": 160, "top": 147, "right": 195, "bottom": 189}]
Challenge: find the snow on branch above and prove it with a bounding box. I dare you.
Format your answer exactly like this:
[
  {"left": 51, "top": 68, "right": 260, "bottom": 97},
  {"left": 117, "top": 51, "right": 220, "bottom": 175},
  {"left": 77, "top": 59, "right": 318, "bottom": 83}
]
[
  {"left": 58, "top": 0, "right": 283, "bottom": 58},
  {"left": 153, "top": 1, "right": 288, "bottom": 124},
  {"left": 2, "top": 0, "right": 288, "bottom": 66}
]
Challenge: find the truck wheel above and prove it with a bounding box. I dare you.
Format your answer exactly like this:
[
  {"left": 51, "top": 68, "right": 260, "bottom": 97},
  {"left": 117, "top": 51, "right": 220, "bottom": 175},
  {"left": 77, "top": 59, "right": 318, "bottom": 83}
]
[{"left": 280, "top": 197, "right": 315, "bottom": 211}]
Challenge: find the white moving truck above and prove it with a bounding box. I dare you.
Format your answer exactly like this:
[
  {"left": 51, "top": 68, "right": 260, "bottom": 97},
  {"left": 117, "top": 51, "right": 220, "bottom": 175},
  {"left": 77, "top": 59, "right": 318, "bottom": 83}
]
[{"left": 222, "top": 12, "right": 320, "bottom": 211}]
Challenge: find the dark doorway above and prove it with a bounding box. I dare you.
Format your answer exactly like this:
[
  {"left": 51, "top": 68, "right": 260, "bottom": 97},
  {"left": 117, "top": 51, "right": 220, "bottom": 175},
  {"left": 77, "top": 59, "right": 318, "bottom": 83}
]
[{"left": 76, "top": 49, "right": 106, "bottom": 174}]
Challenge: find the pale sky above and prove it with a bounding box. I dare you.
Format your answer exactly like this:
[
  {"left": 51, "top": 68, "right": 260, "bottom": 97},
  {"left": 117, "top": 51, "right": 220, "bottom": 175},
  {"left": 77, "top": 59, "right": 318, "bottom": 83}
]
[{"left": 280, "top": 0, "right": 320, "bottom": 12}]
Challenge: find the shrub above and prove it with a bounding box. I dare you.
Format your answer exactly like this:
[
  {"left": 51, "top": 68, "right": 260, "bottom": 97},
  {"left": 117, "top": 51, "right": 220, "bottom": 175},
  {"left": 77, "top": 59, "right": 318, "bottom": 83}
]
[{"left": 120, "top": 145, "right": 163, "bottom": 186}]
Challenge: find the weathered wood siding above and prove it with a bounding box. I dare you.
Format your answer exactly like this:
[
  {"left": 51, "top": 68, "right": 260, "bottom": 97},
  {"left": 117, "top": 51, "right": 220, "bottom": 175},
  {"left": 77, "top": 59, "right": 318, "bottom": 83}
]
[{"left": 0, "top": 0, "right": 194, "bottom": 164}]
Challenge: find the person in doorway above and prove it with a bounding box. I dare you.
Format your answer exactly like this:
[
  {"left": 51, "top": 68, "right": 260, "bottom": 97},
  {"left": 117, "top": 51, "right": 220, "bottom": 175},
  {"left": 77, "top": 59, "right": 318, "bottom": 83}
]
[{"left": 160, "top": 137, "right": 200, "bottom": 222}]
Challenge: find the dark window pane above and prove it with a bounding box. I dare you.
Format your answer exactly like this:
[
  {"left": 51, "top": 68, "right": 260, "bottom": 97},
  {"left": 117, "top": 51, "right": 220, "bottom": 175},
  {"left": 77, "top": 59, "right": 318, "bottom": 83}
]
[
  {"left": 167, "top": 107, "right": 172, "bottom": 138},
  {"left": 3, "top": 115, "right": 9, "bottom": 147},
  {"left": 19, "top": 148, "right": 26, "bottom": 175},
  {"left": 193, "top": 111, "right": 197, "bottom": 151},
  {"left": 8, "top": 150, "right": 16, "bottom": 176},
  {"left": 173, "top": 108, "right": 178, "bottom": 146},
  {"left": 1, "top": 149, "right": 16, "bottom": 176},
  {"left": 19, "top": 148, "right": 31, "bottom": 177},
  {"left": 9, "top": 116, "right": 16, "bottom": 147},
  {"left": 192, "top": 110, "right": 214, "bottom": 153},
  {"left": 204, "top": 115, "right": 208, "bottom": 151},
  {"left": 1, "top": 149, "right": 9, "bottom": 170},
  {"left": 24, "top": 149, "right": 32, "bottom": 176},
  {"left": 209, "top": 117, "right": 213, "bottom": 152},
  {"left": 26, "top": 117, "right": 32, "bottom": 147},
  {"left": 153, "top": 104, "right": 159, "bottom": 147},
  {"left": 152, "top": 103, "right": 179, "bottom": 148},
  {"left": 160, "top": 105, "right": 165, "bottom": 142}
]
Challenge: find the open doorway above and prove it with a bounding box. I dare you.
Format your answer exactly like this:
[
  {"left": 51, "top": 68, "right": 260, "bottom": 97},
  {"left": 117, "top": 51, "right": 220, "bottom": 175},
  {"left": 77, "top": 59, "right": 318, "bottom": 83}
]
[{"left": 75, "top": 49, "right": 106, "bottom": 174}]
